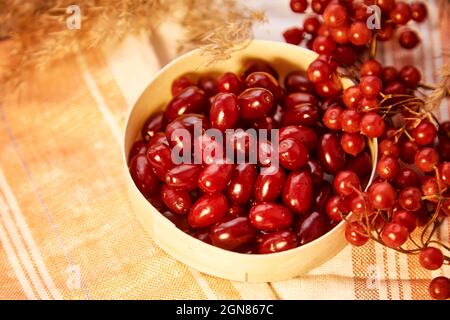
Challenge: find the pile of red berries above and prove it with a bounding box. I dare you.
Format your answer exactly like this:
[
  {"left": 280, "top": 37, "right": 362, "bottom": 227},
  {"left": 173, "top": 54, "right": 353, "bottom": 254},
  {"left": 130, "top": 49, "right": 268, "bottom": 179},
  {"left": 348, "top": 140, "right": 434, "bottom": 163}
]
[
  {"left": 129, "top": 59, "right": 378, "bottom": 256},
  {"left": 285, "top": 0, "right": 449, "bottom": 300},
  {"left": 285, "top": 0, "right": 427, "bottom": 60}
]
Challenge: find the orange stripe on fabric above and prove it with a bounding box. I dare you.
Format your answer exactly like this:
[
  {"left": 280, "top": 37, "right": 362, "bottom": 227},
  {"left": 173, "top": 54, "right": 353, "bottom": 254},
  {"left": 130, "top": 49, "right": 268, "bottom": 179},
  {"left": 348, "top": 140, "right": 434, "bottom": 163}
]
[
  {"left": 351, "top": 245, "right": 380, "bottom": 300},
  {"left": 77, "top": 50, "right": 244, "bottom": 299},
  {"left": 1, "top": 56, "right": 213, "bottom": 299}
]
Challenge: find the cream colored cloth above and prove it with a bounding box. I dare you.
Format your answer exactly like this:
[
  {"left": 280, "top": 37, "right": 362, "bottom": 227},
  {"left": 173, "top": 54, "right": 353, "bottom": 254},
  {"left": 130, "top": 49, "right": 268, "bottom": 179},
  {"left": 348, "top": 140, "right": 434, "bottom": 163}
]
[{"left": 0, "top": 0, "right": 448, "bottom": 300}]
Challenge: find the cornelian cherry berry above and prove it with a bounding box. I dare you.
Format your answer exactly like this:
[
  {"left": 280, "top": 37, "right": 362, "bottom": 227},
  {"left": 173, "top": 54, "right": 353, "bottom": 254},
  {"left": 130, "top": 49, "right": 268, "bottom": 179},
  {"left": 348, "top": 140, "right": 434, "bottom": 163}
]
[
  {"left": 249, "top": 203, "right": 293, "bottom": 231},
  {"left": 188, "top": 193, "right": 229, "bottom": 228}
]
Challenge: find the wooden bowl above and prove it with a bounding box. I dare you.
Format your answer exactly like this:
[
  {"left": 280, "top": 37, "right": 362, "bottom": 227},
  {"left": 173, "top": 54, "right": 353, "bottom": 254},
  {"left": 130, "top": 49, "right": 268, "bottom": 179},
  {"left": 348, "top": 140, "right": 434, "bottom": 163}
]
[{"left": 123, "top": 40, "right": 377, "bottom": 282}]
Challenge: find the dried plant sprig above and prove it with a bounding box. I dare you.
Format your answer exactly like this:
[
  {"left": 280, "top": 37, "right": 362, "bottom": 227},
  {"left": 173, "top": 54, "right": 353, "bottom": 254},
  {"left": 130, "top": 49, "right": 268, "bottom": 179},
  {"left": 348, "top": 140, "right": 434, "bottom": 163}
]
[
  {"left": 178, "top": 0, "right": 266, "bottom": 62},
  {"left": 0, "top": 0, "right": 265, "bottom": 87}
]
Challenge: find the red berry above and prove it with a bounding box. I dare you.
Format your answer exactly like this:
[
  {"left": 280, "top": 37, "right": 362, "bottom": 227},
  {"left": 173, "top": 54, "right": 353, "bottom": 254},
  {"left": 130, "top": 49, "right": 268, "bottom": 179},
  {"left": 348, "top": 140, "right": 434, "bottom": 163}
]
[
  {"left": 166, "top": 164, "right": 202, "bottom": 191},
  {"left": 308, "top": 59, "right": 333, "bottom": 83},
  {"left": 283, "top": 27, "right": 305, "bottom": 45},
  {"left": 188, "top": 193, "right": 229, "bottom": 228},
  {"left": 381, "top": 222, "right": 409, "bottom": 248},
  {"left": 226, "top": 164, "right": 257, "bottom": 206},
  {"left": 411, "top": 120, "right": 437, "bottom": 146},
  {"left": 360, "top": 112, "right": 385, "bottom": 138},
  {"left": 419, "top": 247, "right": 444, "bottom": 270},
  {"left": 395, "top": 167, "right": 420, "bottom": 188},
  {"left": 290, "top": 0, "right": 308, "bottom": 13},
  {"left": 438, "top": 162, "right": 450, "bottom": 186},
  {"left": 349, "top": 22, "right": 372, "bottom": 46},
  {"left": 304, "top": 16, "right": 322, "bottom": 35},
  {"left": 296, "top": 211, "right": 330, "bottom": 245},
  {"left": 415, "top": 148, "right": 439, "bottom": 172},
  {"left": 129, "top": 154, "right": 160, "bottom": 197},
  {"left": 217, "top": 72, "right": 244, "bottom": 95},
  {"left": 341, "top": 109, "right": 362, "bottom": 133},
  {"left": 209, "top": 93, "right": 239, "bottom": 132},
  {"left": 333, "top": 170, "right": 361, "bottom": 196},
  {"left": 360, "top": 60, "right": 383, "bottom": 78},
  {"left": 284, "top": 71, "right": 315, "bottom": 93},
  {"left": 390, "top": 1, "right": 412, "bottom": 25},
  {"left": 381, "top": 66, "right": 398, "bottom": 84},
  {"left": 345, "top": 221, "right": 368, "bottom": 246},
  {"left": 165, "top": 86, "right": 207, "bottom": 122},
  {"left": 255, "top": 167, "right": 286, "bottom": 203},
  {"left": 410, "top": 2, "right": 428, "bottom": 23},
  {"left": 161, "top": 185, "right": 192, "bottom": 215},
  {"left": 210, "top": 216, "right": 257, "bottom": 251},
  {"left": 312, "top": 36, "right": 336, "bottom": 55},
  {"left": 398, "top": 187, "right": 422, "bottom": 212},
  {"left": 429, "top": 277, "right": 450, "bottom": 300},
  {"left": 343, "top": 85, "right": 362, "bottom": 109},
  {"left": 257, "top": 230, "right": 298, "bottom": 254},
  {"left": 323, "top": 4, "right": 348, "bottom": 28},
  {"left": 379, "top": 140, "right": 400, "bottom": 158},
  {"left": 238, "top": 88, "right": 274, "bottom": 120},
  {"left": 282, "top": 171, "right": 313, "bottom": 214},
  {"left": 360, "top": 76, "right": 383, "bottom": 98},
  {"left": 318, "top": 133, "right": 346, "bottom": 174},
  {"left": 249, "top": 203, "right": 293, "bottom": 231},
  {"left": 376, "top": 156, "right": 400, "bottom": 180},
  {"left": 341, "top": 132, "right": 366, "bottom": 156},
  {"left": 399, "top": 30, "right": 420, "bottom": 49},
  {"left": 171, "top": 75, "right": 192, "bottom": 96},
  {"left": 279, "top": 138, "right": 309, "bottom": 171},
  {"left": 392, "top": 210, "right": 417, "bottom": 233},
  {"left": 323, "top": 105, "right": 344, "bottom": 131},
  {"left": 141, "top": 112, "right": 165, "bottom": 140},
  {"left": 399, "top": 65, "right": 422, "bottom": 88},
  {"left": 279, "top": 125, "right": 318, "bottom": 151},
  {"left": 368, "top": 182, "right": 397, "bottom": 210}
]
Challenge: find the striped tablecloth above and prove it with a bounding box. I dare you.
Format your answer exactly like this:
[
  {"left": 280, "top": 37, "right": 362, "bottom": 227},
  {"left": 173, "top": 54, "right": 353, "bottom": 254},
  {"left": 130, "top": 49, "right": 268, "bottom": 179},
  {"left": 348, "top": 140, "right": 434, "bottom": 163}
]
[{"left": 0, "top": 0, "right": 448, "bottom": 300}]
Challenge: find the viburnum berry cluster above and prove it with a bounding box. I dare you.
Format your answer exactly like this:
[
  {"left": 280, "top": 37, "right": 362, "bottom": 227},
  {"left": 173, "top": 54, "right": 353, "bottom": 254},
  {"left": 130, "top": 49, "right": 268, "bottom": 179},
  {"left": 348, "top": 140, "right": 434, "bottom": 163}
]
[
  {"left": 285, "top": 0, "right": 426, "bottom": 52},
  {"left": 285, "top": 0, "right": 449, "bottom": 300}
]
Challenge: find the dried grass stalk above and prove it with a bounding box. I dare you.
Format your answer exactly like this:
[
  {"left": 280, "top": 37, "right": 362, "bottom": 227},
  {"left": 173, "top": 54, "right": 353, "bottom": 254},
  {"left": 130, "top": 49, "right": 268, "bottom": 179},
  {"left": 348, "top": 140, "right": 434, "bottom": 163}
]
[{"left": 0, "top": 0, "right": 265, "bottom": 86}]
